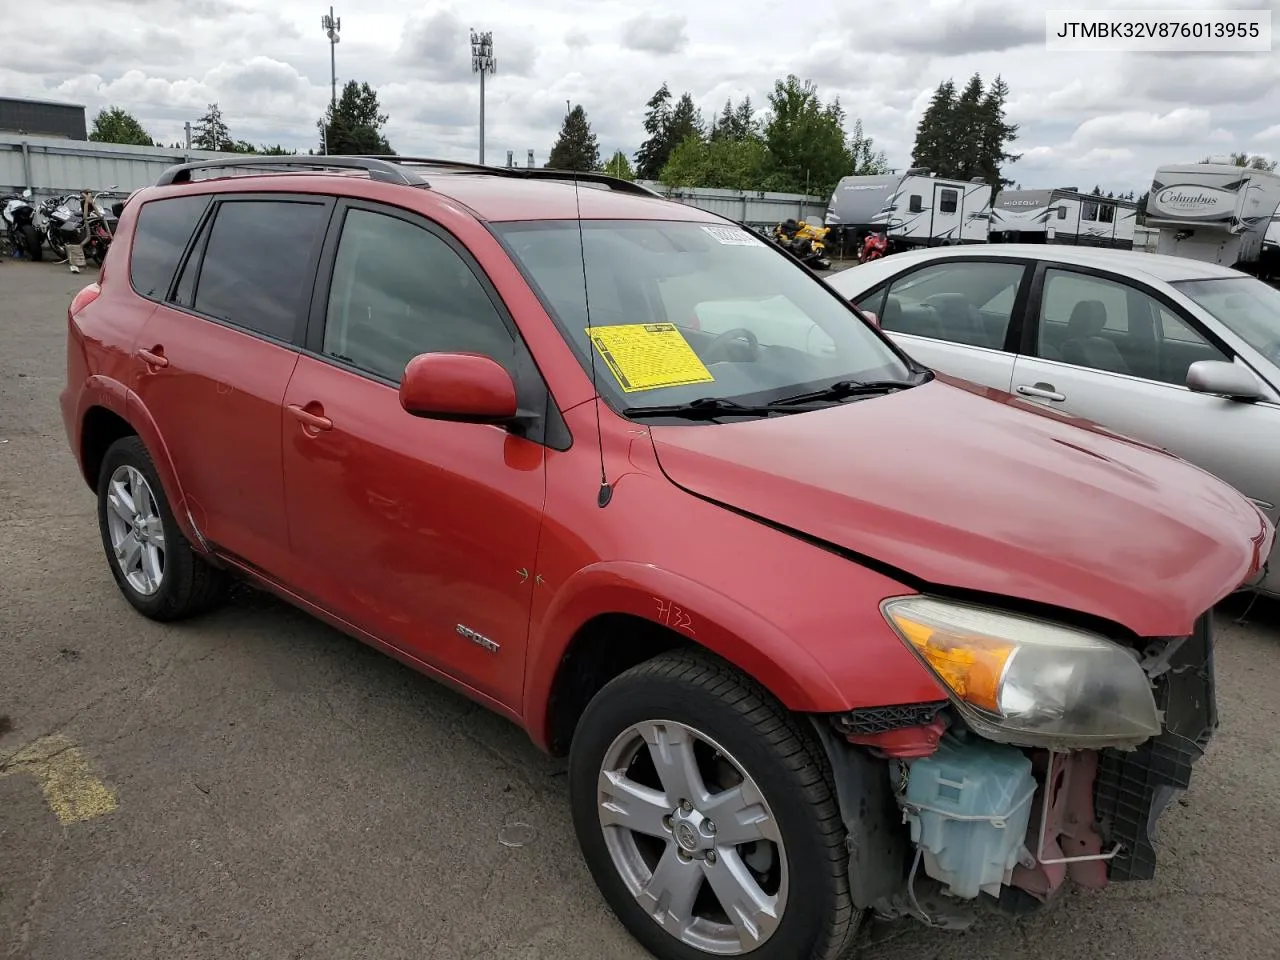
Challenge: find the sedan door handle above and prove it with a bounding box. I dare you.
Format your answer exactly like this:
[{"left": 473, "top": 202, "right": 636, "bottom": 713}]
[
  {"left": 1016, "top": 383, "right": 1066, "bottom": 402},
  {"left": 137, "top": 347, "right": 168, "bottom": 369},
  {"left": 286, "top": 403, "right": 333, "bottom": 432}
]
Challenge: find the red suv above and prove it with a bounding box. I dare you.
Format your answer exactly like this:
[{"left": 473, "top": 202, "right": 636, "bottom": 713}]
[{"left": 61, "top": 156, "right": 1272, "bottom": 960}]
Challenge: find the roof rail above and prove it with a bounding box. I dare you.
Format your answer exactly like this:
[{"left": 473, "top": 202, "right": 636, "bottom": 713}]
[
  {"left": 352, "top": 155, "right": 665, "bottom": 199},
  {"left": 155, "top": 155, "right": 428, "bottom": 187}
]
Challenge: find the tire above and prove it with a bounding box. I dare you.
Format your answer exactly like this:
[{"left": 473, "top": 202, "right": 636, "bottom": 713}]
[
  {"left": 569, "top": 651, "right": 861, "bottom": 960},
  {"left": 96, "top": 436, "right": 229, "bottom": 621},
  {"left": 18, "top": 224, "right": 42, "bottom": 261},
  {"left": 48, "top": 232, "right": 67, "bottom": 260}
]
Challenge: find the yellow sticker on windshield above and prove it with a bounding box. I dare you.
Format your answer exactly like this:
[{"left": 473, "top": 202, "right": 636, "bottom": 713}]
[{"left": 584, "top": 323, "right": 715, "bottom": 393}]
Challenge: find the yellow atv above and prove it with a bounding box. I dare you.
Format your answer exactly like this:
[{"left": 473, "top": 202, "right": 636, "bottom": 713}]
[{"left": 772, "top": 219, "right": 832, "bottom": 270}]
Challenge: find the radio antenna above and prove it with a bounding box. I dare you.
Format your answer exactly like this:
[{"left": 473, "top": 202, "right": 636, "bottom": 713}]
[{"left": 572, "top": 167, "right": 612, "bottom": 508}]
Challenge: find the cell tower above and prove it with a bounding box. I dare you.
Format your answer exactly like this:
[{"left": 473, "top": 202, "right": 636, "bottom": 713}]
[{"left": 471, "top": 29, "right": 496, "bottom": 165}]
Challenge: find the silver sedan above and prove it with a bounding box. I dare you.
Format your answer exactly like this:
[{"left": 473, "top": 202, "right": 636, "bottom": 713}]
[{"left": 825, "top": 244, "right": 1280, "bottom": 598}]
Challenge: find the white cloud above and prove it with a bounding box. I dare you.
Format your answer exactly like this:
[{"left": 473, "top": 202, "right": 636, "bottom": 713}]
[
  {"left": 619, "top": 13, "right": 690, "bottom": 55},
  {"left": 3, "top": 0, "right": 1274, "bottom": 193}
]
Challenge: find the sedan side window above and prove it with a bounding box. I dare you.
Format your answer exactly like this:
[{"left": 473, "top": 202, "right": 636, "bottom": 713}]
[
  {"left": 882, "top": 261, "right": 1024, "bottom": 349},
  {"left": 1034, "top": 268, "right": 1230, "bottom": 386},
  {"left": 323, "top": 208, "right": 516, "bottom": 383}
]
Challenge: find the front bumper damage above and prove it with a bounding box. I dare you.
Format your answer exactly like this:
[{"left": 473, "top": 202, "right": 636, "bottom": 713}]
[{"left": 813, "top": 610, "right": 1218, "bottom": 926}]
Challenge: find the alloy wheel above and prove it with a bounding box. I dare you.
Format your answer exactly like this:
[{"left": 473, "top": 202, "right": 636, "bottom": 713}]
[
  {"left": 597, "top": 719, "right": 788, "bottom": 955},
  {"left": 104, "top": 464, "right": 166, "bottom": 596}
]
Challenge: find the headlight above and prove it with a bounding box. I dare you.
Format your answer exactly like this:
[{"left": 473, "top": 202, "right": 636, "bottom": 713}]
[{"left": 882, "top": 596, "right": 1161, "bottom": 749}]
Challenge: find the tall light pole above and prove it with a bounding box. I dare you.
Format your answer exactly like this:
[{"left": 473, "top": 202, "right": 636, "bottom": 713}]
[
  {"left": 471, "top": 29, "right": 495, "bottom": 165},
  {"left": 321, "top": 7, "right": 341, "bottom": 155}
]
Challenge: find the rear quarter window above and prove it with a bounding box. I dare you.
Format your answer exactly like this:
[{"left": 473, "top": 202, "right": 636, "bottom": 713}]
[{"left": 129, "top": 195, "right": 210, "bottom": 300}]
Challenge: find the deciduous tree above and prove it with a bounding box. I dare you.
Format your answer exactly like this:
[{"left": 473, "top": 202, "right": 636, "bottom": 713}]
[{"left": 89, "top": 107, "right": 155, "bottom": 146}]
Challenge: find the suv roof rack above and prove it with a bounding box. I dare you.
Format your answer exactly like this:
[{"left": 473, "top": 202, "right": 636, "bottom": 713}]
[
  {"left": 155, "top": 155, "right": 427, "bottom": 187},
  {"left": 352, "top": 156, "right": 665, "bottom": 198}
]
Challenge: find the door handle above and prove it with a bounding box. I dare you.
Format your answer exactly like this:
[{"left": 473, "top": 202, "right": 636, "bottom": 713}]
[
  {"left": 1016, "top": 383, "right": 1066, "bottom": 402},
  {"left": 287, "top": 403, "right": 333, "bottom": 432},
  {"left": 137, "top": 347, "right": 168, "bottom": 369}
]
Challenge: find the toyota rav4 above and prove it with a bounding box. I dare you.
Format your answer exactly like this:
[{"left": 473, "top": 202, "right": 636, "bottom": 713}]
[{"left": 61, "top": 156, "right": 1273, "bottom": 960}]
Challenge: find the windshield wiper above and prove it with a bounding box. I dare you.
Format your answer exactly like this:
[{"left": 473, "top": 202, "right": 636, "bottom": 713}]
[
  {"left": 768, "top": 375, "right": 928, "bottom": 407},
  {"left": 622, "top": 396, "right": 827, "bottom": 420}
]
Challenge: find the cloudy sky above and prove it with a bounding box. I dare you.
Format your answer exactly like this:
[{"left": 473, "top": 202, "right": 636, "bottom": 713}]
[{"left": 4, "top": 0, "right": 1278, "bottom": 196}]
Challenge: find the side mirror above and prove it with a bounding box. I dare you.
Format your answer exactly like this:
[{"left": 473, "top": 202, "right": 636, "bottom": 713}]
[
  {"left": 1186, "top": 360, "right": 1264, "bottom": 401},
  {"left": 399, "top": 352, "right": 520, "bottom": 424}
]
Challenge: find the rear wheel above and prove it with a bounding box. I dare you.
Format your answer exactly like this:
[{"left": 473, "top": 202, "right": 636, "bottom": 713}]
[
  {"left": 569, "top": 651, "right": 860, "bottom": 960},
  {"left": 96, "top": 436, "right": 229, "bottom": 621},
  {"left": 18, "top": 224, "right": 41, "bottom": 261}
]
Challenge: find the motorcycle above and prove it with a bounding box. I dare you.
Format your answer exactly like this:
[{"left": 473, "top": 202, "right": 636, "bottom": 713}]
[
  {"left": 45, "top": 187, "right": 120, "bottom": 266},
  {"left": 2, "top": 189, "right": 43, "bottom": 261},
  {"left": 858, "top": 231, "right": 889, "bottom": 263},
  {"left": 772, "top": 218, "right": 832, "bottom": 270}
]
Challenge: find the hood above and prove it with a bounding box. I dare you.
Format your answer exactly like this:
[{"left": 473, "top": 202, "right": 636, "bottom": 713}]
[{"left": 649, "top": 378, "right": 1271, "bottom": 638}]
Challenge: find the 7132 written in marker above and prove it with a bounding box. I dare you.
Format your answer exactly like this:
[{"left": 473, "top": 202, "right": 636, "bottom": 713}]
[{"left": 1046, "top": 8, "right": 1272, "bottom": 52}]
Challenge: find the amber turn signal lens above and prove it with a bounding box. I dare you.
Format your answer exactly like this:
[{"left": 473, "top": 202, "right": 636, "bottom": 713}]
[{"left": 893, "top": 618, "right": 1016, "bottom": 713}]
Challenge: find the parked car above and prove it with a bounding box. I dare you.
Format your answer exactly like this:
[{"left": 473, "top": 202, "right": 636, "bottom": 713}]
[
  {"left": 826, "top": 244, "right": 1280, "bottom": 600},
  {"left": 61, "top": 157, "right": 1272, "bottom": 960}
]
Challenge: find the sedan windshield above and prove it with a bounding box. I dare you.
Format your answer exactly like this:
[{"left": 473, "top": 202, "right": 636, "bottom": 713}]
[
  {"left": 491, "top": 219, "right": 915, "bottom": 413},
  {"left": 1171, "top": 276, "right": 1280, "bottom": 364}
]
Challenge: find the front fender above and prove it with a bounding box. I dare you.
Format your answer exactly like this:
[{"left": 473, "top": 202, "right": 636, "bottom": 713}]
[{"left": 523, "top": 560, "right": 847, "bottom": 750}]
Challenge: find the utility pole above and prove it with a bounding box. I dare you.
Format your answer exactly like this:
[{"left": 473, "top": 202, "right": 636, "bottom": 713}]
[
  {"left": 321, "top": 7, "right": 341, "bottom": 155},
  {"left": 184, "top": 121, "right": 192, "bottom": 151},
  {"left": 471, "top": 29, "right": 496, "bottom": 165}
]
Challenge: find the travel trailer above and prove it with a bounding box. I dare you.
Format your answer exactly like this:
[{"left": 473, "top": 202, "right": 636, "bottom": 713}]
[
  {"left": 1145, "top": 160, "right": 1280, "bottom": 271},
  {"left": 824, "top": 169, "right": 992, "bottom": 253},
  {"left": 988, "top": 188, "right": 1138, "bottom": 248}
]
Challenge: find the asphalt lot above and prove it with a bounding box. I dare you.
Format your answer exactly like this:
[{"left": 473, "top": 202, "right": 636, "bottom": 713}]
[{"left": 3, "top": 256, "right": 1280, "bottom": 960}]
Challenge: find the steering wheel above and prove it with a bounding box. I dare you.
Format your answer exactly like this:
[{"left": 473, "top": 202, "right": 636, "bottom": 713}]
[{"left": 703, "top": 327, "right": 760, "bottom": 363}]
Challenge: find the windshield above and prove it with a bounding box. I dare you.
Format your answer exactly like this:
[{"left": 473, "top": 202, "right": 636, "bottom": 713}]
[
  {"left": 1171, "top": 276, "right": 1280, "bottom": 362},
  {"left": 491, "top": 219, "right": 914, "bottom": 412}
]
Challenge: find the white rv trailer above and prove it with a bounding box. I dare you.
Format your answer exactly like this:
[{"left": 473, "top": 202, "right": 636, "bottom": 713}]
[
  {"left": 1145, "top": 160, "right": 1280, "bottom": 271},
  {"left": 988, "top": 188, "right": 1138, "bottom": 248},
  {"left": 823, "top": 168, "right": 992, "bottom": 252}
]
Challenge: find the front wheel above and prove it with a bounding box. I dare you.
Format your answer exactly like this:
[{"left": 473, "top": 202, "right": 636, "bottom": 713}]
[{"left": 569, "top": 651, "right": 860, "bottom": 960}]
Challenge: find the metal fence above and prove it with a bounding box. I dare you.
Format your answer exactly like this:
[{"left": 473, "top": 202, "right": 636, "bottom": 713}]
[
  {"left": 1, "top": 133, "right": 246, "bottom": 201},
  {"left": 635, "top": 180, "right": 829, "bottom": 230}
]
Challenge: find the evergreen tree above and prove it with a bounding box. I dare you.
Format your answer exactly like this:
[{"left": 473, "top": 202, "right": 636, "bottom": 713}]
[
  {"left": 847, "top": 118, "right": 889, "bottom": 175},
  {"left": 977, "top": 75, "right": 1020, "bottom": 191},
  {"left": 911, "top": 75, "right": 1019, "bottom": 192},
  {"left": 547, "top": 104, "right": 601, "bottom": 171},
  {"left": 667, "top": 93, "right": 704, "bottom": 151},
  {"left": 951, "top": 73, "right": 986, "bottom": 179},
  {"left": 192, "top": 103, "right": 233, "bottom": 151},
  {"left": 910, "top": 81, "right": 956, "bottom": 174},
  {"left": 319, "top": 80, "right": 393, "bottom": 155},
  {"left": 634, "top": 83, "right": 674, "bottom": 179},
  {"left": 89, "top": 107, "right": 155, "bottom": 146}
]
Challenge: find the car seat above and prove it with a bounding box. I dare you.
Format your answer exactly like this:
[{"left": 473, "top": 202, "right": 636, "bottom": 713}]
[{"left": 1060, "top": 300, "right": 1130, "bottom": 374}]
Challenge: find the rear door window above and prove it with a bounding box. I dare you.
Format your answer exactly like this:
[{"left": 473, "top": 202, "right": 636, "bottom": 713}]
[
  {"left": 129, "top": 195, "right": 210, "bottom": 300},
  {"left": 188, "top": 198, "right": 330, "bottom": 342}
]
